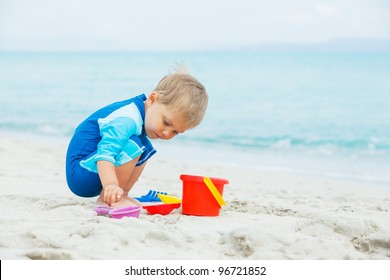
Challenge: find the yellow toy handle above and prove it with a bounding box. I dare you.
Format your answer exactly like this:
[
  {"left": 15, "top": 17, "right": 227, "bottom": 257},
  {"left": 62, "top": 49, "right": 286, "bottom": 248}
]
[{"left": 203, "top": 176, "right": 226, "bottom": 208}]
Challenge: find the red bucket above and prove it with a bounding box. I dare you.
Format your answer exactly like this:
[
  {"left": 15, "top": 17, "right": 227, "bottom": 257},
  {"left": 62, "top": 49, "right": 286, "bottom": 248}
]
[{"left": 180, "top": 174, "right": 229, "bottom": 216}]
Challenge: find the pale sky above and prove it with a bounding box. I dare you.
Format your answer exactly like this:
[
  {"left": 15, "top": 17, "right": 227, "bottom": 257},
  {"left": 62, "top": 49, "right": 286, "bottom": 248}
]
[{"left": 0, "top": 0, "right": 389, "bottom": 51}]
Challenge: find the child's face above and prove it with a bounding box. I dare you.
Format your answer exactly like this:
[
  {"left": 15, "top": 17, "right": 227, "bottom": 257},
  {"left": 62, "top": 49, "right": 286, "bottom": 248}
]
[{"left": 144, "top": 92, "right": 187, "bottom": 140}]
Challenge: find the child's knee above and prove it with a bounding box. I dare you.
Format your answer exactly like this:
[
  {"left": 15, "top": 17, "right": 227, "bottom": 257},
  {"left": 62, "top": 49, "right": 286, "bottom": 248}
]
[{"left": 66, "top": 162, "right": 102, "bottom": 197}]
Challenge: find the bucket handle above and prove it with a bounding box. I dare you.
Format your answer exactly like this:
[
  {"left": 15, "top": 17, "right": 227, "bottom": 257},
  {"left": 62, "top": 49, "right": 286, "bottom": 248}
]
[{"left": 203, "top": 177, "right": 226, "bottom": 208}]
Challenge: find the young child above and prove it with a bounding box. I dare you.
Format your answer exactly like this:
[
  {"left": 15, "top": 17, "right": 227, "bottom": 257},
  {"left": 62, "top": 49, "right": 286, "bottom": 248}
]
[{"left": 65, "top": 71, "right": 208, "bottom": 208}]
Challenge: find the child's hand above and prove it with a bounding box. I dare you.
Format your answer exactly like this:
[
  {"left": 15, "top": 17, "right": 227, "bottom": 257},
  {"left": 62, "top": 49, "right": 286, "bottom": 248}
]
[{"left": 103, "top": 184, "right": 123, "bottom": 206}]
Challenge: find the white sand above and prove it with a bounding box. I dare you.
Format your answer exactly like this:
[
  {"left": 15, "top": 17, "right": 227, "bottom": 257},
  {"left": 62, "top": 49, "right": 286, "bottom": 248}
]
[{"left": 0, "top": 133, "right": 389, "bottom": 260}]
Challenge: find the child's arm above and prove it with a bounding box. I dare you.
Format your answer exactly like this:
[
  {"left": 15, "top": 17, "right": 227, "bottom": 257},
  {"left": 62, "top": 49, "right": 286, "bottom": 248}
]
[
  {"left": 97, "top": 160, "right": 123, "bottom": 206},
  {"left": 93, "top": 116, "right": 141, "bottom": 206}
]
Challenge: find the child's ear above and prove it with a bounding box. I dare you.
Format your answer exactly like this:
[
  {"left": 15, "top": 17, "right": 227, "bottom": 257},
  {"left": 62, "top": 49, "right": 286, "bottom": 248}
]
[{"left": 148, "top": 91, "right": 159, "bottom": 104}]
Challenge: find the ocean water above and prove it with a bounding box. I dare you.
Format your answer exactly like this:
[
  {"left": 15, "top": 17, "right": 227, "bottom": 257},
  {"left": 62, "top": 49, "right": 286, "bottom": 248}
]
[{"left": 1, "top": 51, "right": 389, "bottom": 183}]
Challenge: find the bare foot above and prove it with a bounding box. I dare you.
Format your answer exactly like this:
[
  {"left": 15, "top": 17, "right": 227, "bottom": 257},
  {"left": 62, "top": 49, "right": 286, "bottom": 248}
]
[
  {"left": 96, "top": 193, "right": 108, "bottom": 206},
  {"left": 123, "top": 196, "right": 142, "bottom": 207}
]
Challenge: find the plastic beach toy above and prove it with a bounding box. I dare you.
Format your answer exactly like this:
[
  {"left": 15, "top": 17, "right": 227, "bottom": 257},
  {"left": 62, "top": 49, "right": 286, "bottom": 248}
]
[
  {"left": 157, "top": 194, "right": 182, "bottom": 204},
  {"left": 134, "top": 190, "right": 167, "bottom": 202},
  {"left": 94, "top": 205, "right": 142, "bottom": 219},
  {"left": 143, "top": 203, "right": 181, "bottom": 215},
  {"left": 180, "top": 174, "right": 229, "bottom": 216}
]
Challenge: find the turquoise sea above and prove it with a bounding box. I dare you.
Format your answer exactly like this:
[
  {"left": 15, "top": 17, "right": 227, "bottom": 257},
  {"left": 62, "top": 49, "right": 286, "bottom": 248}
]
[{"left": 1, "top": 51, "right": 389, "bottom": 183}]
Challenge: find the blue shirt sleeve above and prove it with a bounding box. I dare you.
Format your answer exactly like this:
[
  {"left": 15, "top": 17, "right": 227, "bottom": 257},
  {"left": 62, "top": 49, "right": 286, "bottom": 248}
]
[
  {"left": 95, "top": 116, "right": 138, "bottom": 164},
  {"left": 80, "top": 116, "right": 145, "bottom": 173}
]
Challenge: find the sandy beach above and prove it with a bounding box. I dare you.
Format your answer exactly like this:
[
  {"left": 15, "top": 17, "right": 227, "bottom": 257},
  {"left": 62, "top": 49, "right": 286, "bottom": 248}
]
[{"left": 0, "top": 132, "right": 389, "bottom": 260}]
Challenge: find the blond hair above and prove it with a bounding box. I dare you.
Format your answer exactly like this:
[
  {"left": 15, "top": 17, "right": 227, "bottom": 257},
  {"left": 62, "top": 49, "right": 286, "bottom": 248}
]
[{"left": 154, "top": 72, "right": 208, "bottom": 129}]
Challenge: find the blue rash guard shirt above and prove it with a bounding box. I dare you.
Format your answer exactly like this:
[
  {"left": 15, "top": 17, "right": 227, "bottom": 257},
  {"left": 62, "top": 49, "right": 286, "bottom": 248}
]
[{"left": 65, "top": 94, "right": 156, "bottom": 197}]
